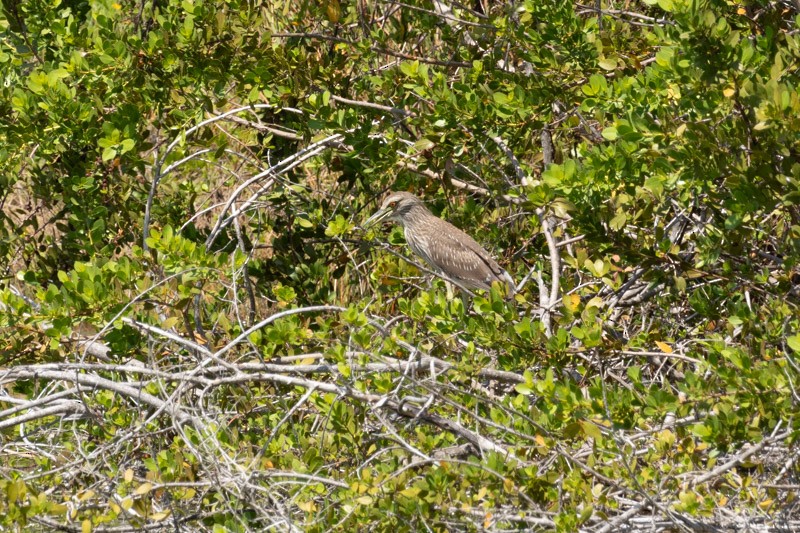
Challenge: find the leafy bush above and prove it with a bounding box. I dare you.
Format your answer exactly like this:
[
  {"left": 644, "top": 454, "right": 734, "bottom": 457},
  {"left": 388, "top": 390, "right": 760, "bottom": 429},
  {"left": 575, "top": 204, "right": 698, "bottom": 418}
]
[{"left": 1, "top": 0, "right": 799, "bottom": 530}]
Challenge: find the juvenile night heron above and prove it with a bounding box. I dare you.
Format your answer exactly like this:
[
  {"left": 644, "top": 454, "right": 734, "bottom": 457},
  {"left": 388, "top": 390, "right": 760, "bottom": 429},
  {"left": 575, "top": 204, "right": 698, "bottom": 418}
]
[{"left": 364, "top": 192, "right": 515, "bottom": 294}]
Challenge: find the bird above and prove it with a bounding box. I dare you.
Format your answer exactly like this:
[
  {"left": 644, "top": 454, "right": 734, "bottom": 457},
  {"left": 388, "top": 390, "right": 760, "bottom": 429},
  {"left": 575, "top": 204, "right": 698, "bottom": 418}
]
[{"left": 364, "top": 191, "right": 515, "bottom": 294}]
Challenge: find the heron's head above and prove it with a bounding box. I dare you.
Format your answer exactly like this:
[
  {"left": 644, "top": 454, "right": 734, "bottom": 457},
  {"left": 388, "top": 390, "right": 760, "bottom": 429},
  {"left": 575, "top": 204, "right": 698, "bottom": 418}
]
[{"left": 364, "top": 191, "right": 427, "bottom": 228}]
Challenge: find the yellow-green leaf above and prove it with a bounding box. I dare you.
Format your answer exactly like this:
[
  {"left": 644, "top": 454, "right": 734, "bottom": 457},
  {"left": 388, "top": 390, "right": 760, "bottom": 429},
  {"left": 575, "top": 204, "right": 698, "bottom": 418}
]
[
  {"left": 134, "top": 483, "right": 153, "bottom": 496},
  {"left": 655, "top": 341, "right": 673, "bottom": 353},
  {"left": 787, "top": 335, "right": 800, "bottom": 353},
  {"left": 598, "top": 57, "right": 617, "bottom": 70}
]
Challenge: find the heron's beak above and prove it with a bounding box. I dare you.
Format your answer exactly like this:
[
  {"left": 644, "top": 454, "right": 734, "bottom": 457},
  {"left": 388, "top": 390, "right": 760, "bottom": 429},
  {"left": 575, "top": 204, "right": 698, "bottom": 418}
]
[{"left": 363, "top": 207, "right": 392, "bottom": 228}]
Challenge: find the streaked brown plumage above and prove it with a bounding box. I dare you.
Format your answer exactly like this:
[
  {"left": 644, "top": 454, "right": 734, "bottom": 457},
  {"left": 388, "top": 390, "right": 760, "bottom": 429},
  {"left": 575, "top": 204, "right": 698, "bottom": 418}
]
[{"left": 364, "top": 192, "right": 515, "bottom": 293}]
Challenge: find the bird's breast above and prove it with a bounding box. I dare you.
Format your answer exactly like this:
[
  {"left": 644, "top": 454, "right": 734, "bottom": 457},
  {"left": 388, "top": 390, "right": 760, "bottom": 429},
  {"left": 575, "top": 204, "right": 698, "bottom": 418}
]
[{"left": 405, "top": 228, "right": 435, "bottom": 268}]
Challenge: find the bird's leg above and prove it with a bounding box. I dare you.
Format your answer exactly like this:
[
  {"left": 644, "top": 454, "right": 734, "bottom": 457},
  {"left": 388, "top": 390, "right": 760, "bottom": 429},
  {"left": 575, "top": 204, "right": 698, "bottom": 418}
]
[{"left": 460, "top": 290, "right": 469, "bottom": 314}]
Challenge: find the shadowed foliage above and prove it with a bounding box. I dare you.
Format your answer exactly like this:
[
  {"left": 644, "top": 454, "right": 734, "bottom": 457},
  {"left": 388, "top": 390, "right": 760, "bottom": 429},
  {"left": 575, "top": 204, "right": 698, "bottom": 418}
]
[{"left": 1, "top": 0, "right": 799, "bottom": 531}]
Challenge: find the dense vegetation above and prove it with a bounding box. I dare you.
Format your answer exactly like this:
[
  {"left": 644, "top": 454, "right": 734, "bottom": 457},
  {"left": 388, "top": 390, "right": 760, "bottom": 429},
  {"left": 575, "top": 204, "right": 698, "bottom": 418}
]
[{"left": 1, "top": 0, "right": 799, "bottom": 530}]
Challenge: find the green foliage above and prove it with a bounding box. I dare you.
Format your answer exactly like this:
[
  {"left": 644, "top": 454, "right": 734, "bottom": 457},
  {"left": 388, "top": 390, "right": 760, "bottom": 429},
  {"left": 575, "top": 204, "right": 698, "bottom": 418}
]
[{"left": 1, "top": 0, "right": 799, "bottom": 530}]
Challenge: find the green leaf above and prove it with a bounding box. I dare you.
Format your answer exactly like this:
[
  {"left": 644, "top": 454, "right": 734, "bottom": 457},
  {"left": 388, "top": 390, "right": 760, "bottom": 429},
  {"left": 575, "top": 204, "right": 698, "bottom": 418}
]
[
  {"left": 515, "top": 383, "right": 533, "bottom": 395},
  {"left": 492, "top": 92, "right": 510, "bottom": 104},
  {"left": 601, "top": 127, "right": 618, "bottom": 141},
  {"left": 296, "top": 217, "right": 314, "bottom": 229},
  {"left": 47, "top": 68, "right": 70, "bottom": 84},
  {"left": 655, "top": 47, "right": 675, "bottom": 67},
  {"left": 644, "top": 176, "right": 664, "bottom": 197},
  {"left": 598, "top": 57, "right": 617, "bottom": 71},
  {"left": 27, "top": 72, "right": 46, "bottom": 94},
  {"left": 414, "top": 138, "right": 435, "bottom": 152},
  {"left": 657, "top": 0, "right": 674, "bottom": 11},
  {"left": 102, "top": 147, "right": 117, "bottom": 161},
  {"left": 399, "top": 60, "right": 418, "bottom": 77},
  {"left": 787, "top": 335, "right": 800, "bottom": 353},
  {"left": 583, "top": 74, "right": 607, "bottom": 96},
  {"left": 274, "top": 284, "right": 297, "bottom": 304},
  {"left": 120, "top": 139, "right": 136, "bottom": 154},
  {"left": 609, "top": 211, "right": 627, "bottom": 231},
  {"left": 580, "top": 420, "right": 602, "bottom": 440},
  {"left": 325, "top": 214, "right": 353, "bottom": 237},
  {"left": 692, "top": 424, "right": 713, "bottom": 438}
]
